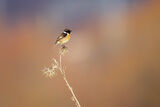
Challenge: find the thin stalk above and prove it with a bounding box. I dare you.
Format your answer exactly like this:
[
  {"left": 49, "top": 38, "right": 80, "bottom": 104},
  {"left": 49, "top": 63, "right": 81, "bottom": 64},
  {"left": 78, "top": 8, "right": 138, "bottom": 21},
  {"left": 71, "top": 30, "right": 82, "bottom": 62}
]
[{"left": 59, "top": 54, "right": 81, "bottom": 107}]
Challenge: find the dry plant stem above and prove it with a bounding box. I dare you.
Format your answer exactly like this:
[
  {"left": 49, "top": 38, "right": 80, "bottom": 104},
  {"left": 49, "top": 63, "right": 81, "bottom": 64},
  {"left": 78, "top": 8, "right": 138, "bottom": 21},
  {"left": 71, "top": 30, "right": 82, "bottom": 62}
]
[{"left": 59, "top": 54, "right": 81, "bottom": 107}]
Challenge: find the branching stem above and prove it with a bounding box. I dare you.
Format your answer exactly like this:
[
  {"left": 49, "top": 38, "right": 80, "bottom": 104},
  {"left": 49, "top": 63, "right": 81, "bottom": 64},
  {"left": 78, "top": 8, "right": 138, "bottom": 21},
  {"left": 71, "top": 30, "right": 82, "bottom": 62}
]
[{"left": 59, "top": 54, "right": 81, "bottom": 107}]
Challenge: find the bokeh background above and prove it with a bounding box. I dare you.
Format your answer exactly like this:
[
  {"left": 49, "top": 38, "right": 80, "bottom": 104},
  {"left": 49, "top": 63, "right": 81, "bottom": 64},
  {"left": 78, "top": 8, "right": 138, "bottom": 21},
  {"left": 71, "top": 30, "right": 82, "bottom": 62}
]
[{"left": 0, "top": 0, "right": 160, "bottom": 107}]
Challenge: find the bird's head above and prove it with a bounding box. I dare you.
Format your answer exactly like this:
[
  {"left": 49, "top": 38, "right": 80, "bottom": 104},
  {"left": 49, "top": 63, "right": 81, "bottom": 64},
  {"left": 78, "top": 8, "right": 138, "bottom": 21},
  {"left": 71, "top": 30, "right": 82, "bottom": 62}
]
[{"left": 64, "top": 29, "right": 72, "bottom": 34}]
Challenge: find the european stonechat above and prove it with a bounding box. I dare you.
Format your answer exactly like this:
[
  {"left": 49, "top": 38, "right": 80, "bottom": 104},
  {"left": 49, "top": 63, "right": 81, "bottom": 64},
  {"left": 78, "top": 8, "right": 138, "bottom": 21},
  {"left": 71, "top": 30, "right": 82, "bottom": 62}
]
[{"left": 55, "top": 29, "right": 72, "bottom": 45}]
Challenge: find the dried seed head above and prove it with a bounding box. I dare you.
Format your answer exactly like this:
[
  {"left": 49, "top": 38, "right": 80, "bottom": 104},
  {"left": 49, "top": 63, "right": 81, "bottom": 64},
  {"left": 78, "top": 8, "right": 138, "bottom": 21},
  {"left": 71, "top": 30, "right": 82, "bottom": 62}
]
[{"left": 42, "top": 58, "right": 59, "bottom": 79}]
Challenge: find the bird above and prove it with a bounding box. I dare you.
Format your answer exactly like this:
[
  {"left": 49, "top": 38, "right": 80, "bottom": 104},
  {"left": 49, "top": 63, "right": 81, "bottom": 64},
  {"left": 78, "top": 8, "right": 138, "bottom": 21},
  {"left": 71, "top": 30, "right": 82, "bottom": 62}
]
[{"left": 55, "top": 29, "right": 72, "bottom": 46}]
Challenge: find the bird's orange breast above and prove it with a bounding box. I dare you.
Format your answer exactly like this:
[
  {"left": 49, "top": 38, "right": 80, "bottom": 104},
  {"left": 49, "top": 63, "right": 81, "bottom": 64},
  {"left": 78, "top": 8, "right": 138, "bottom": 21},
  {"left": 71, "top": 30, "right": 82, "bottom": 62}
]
[{"left": 59, "top": 34, "right": 70, "bottom": 44}]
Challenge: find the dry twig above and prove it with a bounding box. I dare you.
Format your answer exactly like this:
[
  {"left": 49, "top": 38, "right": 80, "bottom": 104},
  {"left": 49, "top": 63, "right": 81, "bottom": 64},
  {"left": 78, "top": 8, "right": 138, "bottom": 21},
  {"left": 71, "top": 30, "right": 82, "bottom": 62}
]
[{"left": 42, "top": 46, "right": 81, "bottom": 107}]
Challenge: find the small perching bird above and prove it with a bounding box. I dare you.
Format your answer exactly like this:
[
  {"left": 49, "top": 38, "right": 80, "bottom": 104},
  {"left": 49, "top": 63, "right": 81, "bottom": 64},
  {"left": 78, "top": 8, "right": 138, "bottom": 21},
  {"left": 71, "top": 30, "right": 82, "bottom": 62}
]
[{"left": 55, "top": 29, "right": 72, "bottom": 46}]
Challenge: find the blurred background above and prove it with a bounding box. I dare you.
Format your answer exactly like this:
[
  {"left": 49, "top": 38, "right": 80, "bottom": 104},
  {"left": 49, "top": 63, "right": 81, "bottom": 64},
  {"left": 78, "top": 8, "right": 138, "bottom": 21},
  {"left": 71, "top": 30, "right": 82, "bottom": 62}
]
[{"left": 0, "top": 0, "right": 160, "bottom": 107}]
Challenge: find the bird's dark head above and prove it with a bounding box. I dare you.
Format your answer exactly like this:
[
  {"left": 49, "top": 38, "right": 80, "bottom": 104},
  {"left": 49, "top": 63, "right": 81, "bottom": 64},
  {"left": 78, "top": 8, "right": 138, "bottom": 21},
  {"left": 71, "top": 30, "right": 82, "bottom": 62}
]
[{"left": 64, "top": 29, "right": 72, "bottom": 34}]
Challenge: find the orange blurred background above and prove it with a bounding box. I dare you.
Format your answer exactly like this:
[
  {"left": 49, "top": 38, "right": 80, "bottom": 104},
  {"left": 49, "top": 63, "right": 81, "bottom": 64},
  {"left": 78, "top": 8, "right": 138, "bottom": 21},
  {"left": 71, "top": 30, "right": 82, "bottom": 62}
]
[{"left": 0, "top": 0, "right": 160, "bottom": 107}]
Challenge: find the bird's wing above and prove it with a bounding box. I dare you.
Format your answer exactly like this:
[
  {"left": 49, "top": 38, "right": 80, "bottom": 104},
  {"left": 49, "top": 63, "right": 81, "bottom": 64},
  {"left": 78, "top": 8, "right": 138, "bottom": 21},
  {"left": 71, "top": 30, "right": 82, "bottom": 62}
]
[
  {"left": 56, "top": 32, "right": 67, "bottom": 41},
  {"left": 55, "top": 32, "right": 67, "bottom": 44}
]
